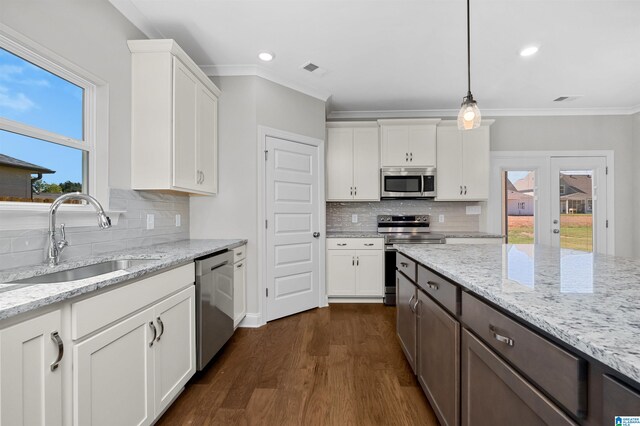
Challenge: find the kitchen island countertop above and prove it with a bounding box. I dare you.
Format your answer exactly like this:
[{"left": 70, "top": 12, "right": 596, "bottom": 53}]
[
  {"left": 395, "top": 243, "right": 640, "bottom": 385},
  {"left": 0, "top": 239, "right": 246, "bottom": 321}
]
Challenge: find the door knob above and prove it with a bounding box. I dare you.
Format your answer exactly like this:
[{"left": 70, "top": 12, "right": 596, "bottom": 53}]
[
  {"left": 313, "top": 232, "right": 321, "bottom": 238},
  {"left": 553, "top": 229, "right": 560, "bottom": 234}
]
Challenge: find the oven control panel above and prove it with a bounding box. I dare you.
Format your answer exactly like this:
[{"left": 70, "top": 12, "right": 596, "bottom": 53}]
[{"left": 377, "top": 215, "right": 430, "bottom": 224}]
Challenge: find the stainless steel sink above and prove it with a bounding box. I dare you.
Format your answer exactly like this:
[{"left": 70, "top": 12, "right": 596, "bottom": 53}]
[{"left": 9, "top": 259, "right": 156, "bottom": 284}]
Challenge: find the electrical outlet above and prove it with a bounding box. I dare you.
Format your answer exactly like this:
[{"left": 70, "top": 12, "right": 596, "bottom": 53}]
[
  {"left": 439, "top": 214, "right": 445, "bottom": 223},
  {"left": 146, "top": 214, "right": 155, "bottom": 230},
  {"left": 175, "top": 214, "right": 181, "bottom": 227},
  {"left": 352, "top": 214, "right": 358, "bottom": 223}
]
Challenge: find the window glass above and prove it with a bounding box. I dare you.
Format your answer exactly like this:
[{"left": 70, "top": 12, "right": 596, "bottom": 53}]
[
  {"left": 0, "top": 47, "right": 83, "bottom": 140},
  {"left": 504, "top": 170, "right": 535, "bottom": 244},
  {"left": 0, "top": 130, "right": 84, "bottom": 203}
]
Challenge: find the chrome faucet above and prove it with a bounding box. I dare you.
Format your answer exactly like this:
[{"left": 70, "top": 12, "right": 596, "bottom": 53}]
[{"left": 48, "top": 192, "right": 111, "bottom": 266}]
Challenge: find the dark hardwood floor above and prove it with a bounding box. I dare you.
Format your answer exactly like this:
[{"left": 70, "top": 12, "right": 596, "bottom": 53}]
[{"left": 157, "top": 304, "right": 438, "bottom": 425}]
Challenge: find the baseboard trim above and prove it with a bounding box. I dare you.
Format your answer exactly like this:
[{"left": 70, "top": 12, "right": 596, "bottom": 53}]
[
  {"left": 238, "top": 313, "right": 263, "bottom": 328},
  {"left": 328, "top": 297, "right": 384, "bottom": 304}
]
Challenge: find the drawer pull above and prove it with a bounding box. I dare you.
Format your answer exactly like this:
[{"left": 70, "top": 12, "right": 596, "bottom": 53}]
[
  {"left": 236, "top": 263, "right": 243, "bottom": 269},
  {"left": 337, "top": 243, "right": 348, "bottom": 246},
  {"left": 426, "top": 281, "right": 439, "bottom": 290},
  {"left": 236, "top": 251, "right": 243, "bottom": 257},
  {"left": 400, "top": 262, "right": 409, "bottom": 268},
  {"left": 364, "top": 243, "right": 374, "bottom": 246},
  {"left": 490, "top": 324, "right": 514, "bottom": 347}
]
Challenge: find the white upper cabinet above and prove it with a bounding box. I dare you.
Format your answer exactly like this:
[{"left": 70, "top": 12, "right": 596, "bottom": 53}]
[
  {"left": 378, "top": 119, "right": 440, "bottom": 167},
  {"left": 326, "top": 122, "right": 379, "bottom": 201},
  {"left": 129, "top": 39, "right": 220, "bottom": 195},
  {"left": 436, "top": 120, "right": 493, "bottom": 201}
]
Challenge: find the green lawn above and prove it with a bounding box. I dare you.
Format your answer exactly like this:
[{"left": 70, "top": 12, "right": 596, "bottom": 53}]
[{"left": 507, "top": 214, "right": 593, "bottom": 251}]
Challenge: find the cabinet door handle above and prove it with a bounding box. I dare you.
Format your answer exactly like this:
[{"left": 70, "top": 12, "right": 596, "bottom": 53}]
[
  {"left": 156, "top": 317, "right": 164, "bottom": 342},
  {"left": 201, "top": 171, "right": 205, "bottom": 183},
  {"left": 410, "top": 152, "right": 413, "bottom": 162},
  {"left": 352, "top": 257, "right": 355, "bottom": 266},
  {"left": 356, "top": 257, "right": 359, "bottom": 266},
  {"left": 489, "top": 324, "right": 514, "bottom": 347},
  {"left": 406, "top": 152, "right": 409, "bottom": 162},
  {"left": 149, "top": 321, "right": 157, "bottom": 347},
  {"left": 426, "top": 281, "right": 439, "bottom": 291},
  {"left": 337, "top": 243, "right": 347, "bottom": 246},
  {"left": 350, "top": 186, "right": 353, "bottom": 196},
  {"left": 460, "top": 185, "right": 463, "bottom": 195},
  {"left": 354, "top": 187, "right": 357, "bottom": 196},
  {"left": 400, "top": 262, "right": 409, "bottom": 268},
  {"left": 412, "top": 298, "right": 420, "bottom": 315},
  {"left": 408, "top": 294, "right": 416, "bottom": 312},
  {"left": 50, "top": 331, "right": 64, "bottom": 372},
  {"left": 464, "top": 185, "right": 467, "bottom": 195},
  {"left": 364, "top": 243, "right": 374, "bottom": 246}
]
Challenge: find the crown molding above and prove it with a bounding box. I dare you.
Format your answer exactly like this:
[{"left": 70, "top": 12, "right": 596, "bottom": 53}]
[
  {"left": 201, "top": 64, "right": 331, "bottom": 102},
  {"left": 328, "top": 106, "right": 640, "bottom": 120},
  {"left": 108, "top": 0, "right": 164, "bottom": 39}
]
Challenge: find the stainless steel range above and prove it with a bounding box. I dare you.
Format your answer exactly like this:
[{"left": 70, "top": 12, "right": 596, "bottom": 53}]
[{"left": 378, "top": 214, "right": 445, "bottom": 305}]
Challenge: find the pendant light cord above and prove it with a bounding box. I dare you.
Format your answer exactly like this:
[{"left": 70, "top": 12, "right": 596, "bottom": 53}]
[{"left": 467, "top": 0, "right": 471, "bottom": 96}]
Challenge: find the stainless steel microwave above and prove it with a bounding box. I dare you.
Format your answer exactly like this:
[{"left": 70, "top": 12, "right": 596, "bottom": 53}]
[{"left": 380, "top": 167, "right": 436, "bottom": 198}]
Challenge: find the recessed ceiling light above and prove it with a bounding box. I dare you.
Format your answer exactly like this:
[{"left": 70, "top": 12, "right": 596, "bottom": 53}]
[
  {"left": 519, "top": 46, "right": 539, "bottom": 57},
  {"left": 258, "top": 51, "right": 275, "bottom": 62}
]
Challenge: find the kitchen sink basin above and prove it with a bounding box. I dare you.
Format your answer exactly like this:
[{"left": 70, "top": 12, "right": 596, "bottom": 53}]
[{"left": 9, "top": 259, "right": 157, "bottom": 284}]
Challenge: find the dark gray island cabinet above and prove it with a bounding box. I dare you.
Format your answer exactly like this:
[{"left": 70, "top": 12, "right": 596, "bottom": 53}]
[{"left": 395, "top": 252, "right": 640, "bottom": 426}]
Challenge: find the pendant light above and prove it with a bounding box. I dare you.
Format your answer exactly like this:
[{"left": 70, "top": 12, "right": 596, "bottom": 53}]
[{"left": 457, "top": 0, "right": 481, "bottom": 130}]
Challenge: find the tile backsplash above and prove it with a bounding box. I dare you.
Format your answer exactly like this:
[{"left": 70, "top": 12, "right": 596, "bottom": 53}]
[
  {"left": 327, "top": 200, "right": 481, "bottom": 232},
  {"left": 0, "top": 189, "right": 189, "bottom": 271}
]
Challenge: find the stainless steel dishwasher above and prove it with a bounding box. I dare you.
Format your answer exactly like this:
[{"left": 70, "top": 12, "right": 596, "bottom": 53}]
[{"left": 195, "top": 250, "right": 235, "bottom": 370}]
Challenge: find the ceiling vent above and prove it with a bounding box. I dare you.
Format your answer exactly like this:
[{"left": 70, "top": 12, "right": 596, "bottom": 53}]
[
  {"left": 553, "top": 95, "right": 583, "bottom": 102},
  {"left": 301, "top": 61, "right": 327, "bottom": 76}
]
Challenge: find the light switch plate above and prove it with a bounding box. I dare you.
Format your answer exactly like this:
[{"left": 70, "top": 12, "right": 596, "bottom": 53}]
[
  {"left": 146, "top": 214, "right": 155, "bottom": 230},
  {"left": 352, "top": 214, "right": 358, "bottom": 223},
  {"left": 175, "top": 214, "right": 181, "bottom": 227},
  {"left": 466, "top": 205, "right": 482, "bottom": 215},
  {"left": 439, "top": 214, "right": 445, "bottom": 223}
]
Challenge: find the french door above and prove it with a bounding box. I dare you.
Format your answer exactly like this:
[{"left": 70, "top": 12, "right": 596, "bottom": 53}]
[{"left": 550, "top": 157, "right": 608, "bottom": 254}]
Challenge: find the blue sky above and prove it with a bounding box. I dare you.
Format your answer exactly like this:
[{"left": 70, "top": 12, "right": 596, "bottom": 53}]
[{"left": 0, "top": 48, "right": 83, "bottom": 184}]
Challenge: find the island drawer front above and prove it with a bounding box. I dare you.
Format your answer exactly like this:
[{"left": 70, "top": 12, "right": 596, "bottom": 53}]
[
  {"left": 327, "top": 238, "right": 383, "bottom": 250},
  {"left": 233, "top": 245, "right": 246, "bottom": 262},
  {"left": 417, "top": 266, "right": 459, "bottom": 315},
  {"left": 396, "top": 253, "right": 416, "bottom": 281},
  {"left": 461, "top": 292, "right": 587, "bottom": 418},
  {"left": 71, "top": 263, "right": 195, "bottom": 340},
  {"left": 602, "top": 375, "right": 640, "bottom": 422}
]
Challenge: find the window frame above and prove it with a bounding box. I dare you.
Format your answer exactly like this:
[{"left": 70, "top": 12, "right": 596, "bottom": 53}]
[{"left": 0, "top": 23, "right": 110, "bottom": 223}]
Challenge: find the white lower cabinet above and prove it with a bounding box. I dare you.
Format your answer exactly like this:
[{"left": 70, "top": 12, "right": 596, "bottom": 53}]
[
  {"left": 233, "top": 245, "right": 247, "bottom": 327},
  {"left": 0, "top": 309, "right": 63, "bottom": 426},
  {"left": 327, "top": 238, "right": 384, "bottom": 297},
  {"left": 74, "top": 286, "right": 195, "bottom": 426}
]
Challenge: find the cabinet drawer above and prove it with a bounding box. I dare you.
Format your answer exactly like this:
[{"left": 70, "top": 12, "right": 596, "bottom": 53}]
[
  {"left": 396, "top": 253, "right": 416, "bottom": 282},
  {"left": 602, "top": 375, "right": 640, "bottom": 422},
  {"left": 462, "top": 292, "right": 587, "bottom": 418},
  {"left": 233, "top": 245, "right": 246, "bottom": 262},
  {"left": 417, "top": 266, "right": 459, "bottom": 315},
  {"left": 327, "top": 238, "right": 383, "bottom": 250},
  {"left": 71, "top": 263, "right": 195, "bottom": 340}
]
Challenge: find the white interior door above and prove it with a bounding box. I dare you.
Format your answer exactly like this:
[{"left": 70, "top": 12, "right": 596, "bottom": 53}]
[
  {"left": 265, "top": 136, "right": 321, "bottom": 321},
  {"left": 550, "top": 157, "right": 608, "bottom": 254}
]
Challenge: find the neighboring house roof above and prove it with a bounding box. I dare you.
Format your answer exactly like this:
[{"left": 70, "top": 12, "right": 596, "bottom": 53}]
[
  {"left": 0, "top": 154, "right": 55, "bottom": 174},
  {"left": 506, "top": 179, "right": 518, "bottom": 192},
  {"left": 507, "top": 190, "right": 533, "bottom": 201},
  {"left": 513, "top": 172, "right": 535, "bottom": 192},
  {"left": 560, "top": 174, "right": 592, "bottom": 196},
  {"left": 560, "top": 192, "right": 592, "bottom": 201}
]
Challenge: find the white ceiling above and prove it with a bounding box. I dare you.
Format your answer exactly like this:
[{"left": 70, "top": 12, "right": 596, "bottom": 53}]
[{"left": 110, "top": 0, "right": 640, "bottom": 118}]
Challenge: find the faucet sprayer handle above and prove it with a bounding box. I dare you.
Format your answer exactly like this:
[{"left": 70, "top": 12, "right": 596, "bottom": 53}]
[{"left": 59, "top": 224, "right": 66, "bottom": 241}]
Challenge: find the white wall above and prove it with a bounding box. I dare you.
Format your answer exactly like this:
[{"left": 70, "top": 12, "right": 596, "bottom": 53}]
[
  {"left": 0, "top": 0, "right": 145, "bottom": 190},
  {"left": 489, "top": 115, "right": 634, "bottom": 256},
  {"left": 190, "top": 76, "right": 326, "bottom": 320}
]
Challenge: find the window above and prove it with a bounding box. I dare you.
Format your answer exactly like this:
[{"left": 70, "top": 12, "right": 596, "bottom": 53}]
[
  {"left": 503, "top": 170, "right": 535, "bottom": 244},
  {"left": 0, "top": 39, "right": 93, "bottom": 204}
]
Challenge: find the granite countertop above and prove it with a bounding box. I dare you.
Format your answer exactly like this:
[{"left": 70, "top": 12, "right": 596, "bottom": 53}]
[
  {"left": 326, "top": 230, "right": 503, "bottom": 239},
  {"left": 0, "top": 239, "right": 246, "bottom": 321},
  {"left": 395, "top": 243, "right": 640, "bottom": 384}
]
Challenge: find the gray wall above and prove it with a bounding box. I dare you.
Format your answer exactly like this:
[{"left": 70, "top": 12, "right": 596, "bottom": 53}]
[
  {"left": 190, "top": 75, "right": 326, "bottom": 317},
  {"left": 489, "top": 115, "right": 635, "bottom": 257},
  {"left": 633, "top": 112, "right": 640, "bottom": 257}
]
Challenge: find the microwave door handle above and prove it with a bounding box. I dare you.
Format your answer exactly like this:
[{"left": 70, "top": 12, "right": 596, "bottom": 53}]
[{"left": 420, "top": 176, "right": 425, "bottom": 195}]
